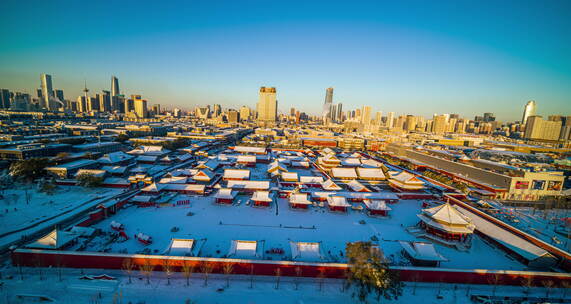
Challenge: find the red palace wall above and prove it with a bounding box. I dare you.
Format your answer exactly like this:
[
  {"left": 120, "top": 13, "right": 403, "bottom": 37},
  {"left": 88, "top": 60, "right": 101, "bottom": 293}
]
[{"left": 11, "top": 249, "right": 570, "bottom": 287}]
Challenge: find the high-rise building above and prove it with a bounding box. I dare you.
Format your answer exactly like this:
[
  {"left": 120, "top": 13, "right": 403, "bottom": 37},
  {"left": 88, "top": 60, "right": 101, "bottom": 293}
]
[
  {"left": 336, "top": 103, "right": 343, "bottom": 122},
  {"left": 227, "top": 110, "right": 240, "bottom": 123},
  {"left": 361, "top": 106, "right": 372, "bottom": 125},
  {"left": 76, "top": 96, "right": 87, "bottom": 113},
  {"left": 173, "top": 108, "right": 182, "bottom": 118},
  {"left": 11, "top": 92, "right": 30, "bottom": 111},
  {"left": 132, "top": 95, "right": 148, "bottom": 118},
  {"left": 40, "top": 73, "right": 54, "bottom": 110},
  {"left": 124, "top": 98, "right": 135, "bottom": 113},
  {"left": 483, "top": 112, "right": 495, "bottom": 122},
  {"left": 432, "top": 114, "right": 448, "bottom": 134},
  {"left": 387, "top": 112, "right": 395, "bottom": 128},
  {"left": 111, "top": 76, "right": 120, "bottom": 97},
  {"left": 239, "top": 106, "right": 251, "bottom": 121},
  {"left": 322, "top": 87, "right": 333, "bottom": 123},
  {"left": 524, "top": 116, "right": 562, "bottom": 141},
  {"left": 257, "top": 87, "right": 277, "bottom": 122},
  {"left": 152, "top": 104, "right": 161, "bottom": 115},
  {"left": 522, "top": 100, "right": 536, "bottom": 124},
  {"left": 0, "top": 89, "right": 11, "bottom": 109},
  {"left": 213, "top": 104, "right": 222, "bottom": 117},
  {"left": 99, "top": 90, "right": 111, "bottom": 112},
  {"left": 87, "top": 96, "right": 99, "bottom": 112},
  {"left": 405, "top": 115, "right": 417, "bottom": 131}
]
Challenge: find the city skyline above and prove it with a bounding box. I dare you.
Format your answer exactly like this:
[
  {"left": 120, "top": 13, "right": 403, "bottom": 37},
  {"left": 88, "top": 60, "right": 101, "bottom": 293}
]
[{"left": 1, "top": 1, "right": 570, "bottom": 120}]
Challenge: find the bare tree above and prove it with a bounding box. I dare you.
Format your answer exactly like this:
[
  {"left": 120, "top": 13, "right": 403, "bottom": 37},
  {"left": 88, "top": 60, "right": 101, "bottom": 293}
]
[
  {"left": 561, "top": 281, "right": 571, "bottom": 299},
  {"left": 274, "top": 268, "right": 282, "bottom": 290},
  {"left": 200, "top": 261, "right": 213, "bottom": 287},
  {"left": 139, "top": 259, "right": 154, "bottom": 285},
  {"left": 54, "top": 255, "right": 65, "bottom": 282},
  {"left": 122, "top": 258, "right": 135, "bottom": 284},
  {"left": 294, "top": 266, "right": 302, "bottom": 290},
  {"left": 182, "top": 261, "right": 195, "bottom": 287},
  {"left": 542, "top": 280, "right": 554, "bottom": 298},
  {"left": 249, "top": 265, "right": 255, "bottom": 289},
  {"left": 222, "top": 262, "right": 234, "bottom": 288},
  {"left": 34, "top": 256, "right": 44, "bottom": 281},
  {"left": 410, "top": 272, "right": 421, "bottom": 296},
  {"left": 316, "top": 267, "right": 326, "bottom": 292},
  {"left": 13, "top": 253, "right": 24, "bottom": 281},
  {"left": 162, "top": 259, "right": 174, "bottom": 285},
  {"left": 488, "top": 273, "right": 502, "bottom": 296},
  {"left": 520, "top": 276, "right": 534, "bottom": 295}
]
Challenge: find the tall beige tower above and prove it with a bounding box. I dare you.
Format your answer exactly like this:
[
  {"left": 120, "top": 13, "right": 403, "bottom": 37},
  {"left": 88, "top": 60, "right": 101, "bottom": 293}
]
[
  {"left": 257, "top": 87, "right": 277, "bottom": 122},
  {"left": 361, "top": 106, "right": 372, "bottom": 125},
  {"left": 132, "top": 95, "right": 148, "bottom": 119}
]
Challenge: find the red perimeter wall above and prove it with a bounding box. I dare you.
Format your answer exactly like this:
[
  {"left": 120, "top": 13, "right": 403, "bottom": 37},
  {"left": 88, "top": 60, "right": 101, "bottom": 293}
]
[{"left": 11, "top": 249, "right": 571, "bottom": 287}]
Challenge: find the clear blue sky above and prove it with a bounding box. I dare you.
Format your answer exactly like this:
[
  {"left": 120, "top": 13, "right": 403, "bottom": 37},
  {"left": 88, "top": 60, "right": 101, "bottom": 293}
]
[{"left": 1, "top": 0, "right": 570, "bottom": 121}]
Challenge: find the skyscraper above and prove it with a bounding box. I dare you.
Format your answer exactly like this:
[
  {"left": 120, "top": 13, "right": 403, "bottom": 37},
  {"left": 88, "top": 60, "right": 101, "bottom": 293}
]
[
  {"left": 133, "top": 95, "right": 148, "bottom": 118},
  {"left": 111, "top": 76, "right": 120, "bottom": 96},
  {"left": 522, "top": 100, "right": 536, "bottom": 124},
  {"left": 257, "top": 87, "right": 277, "bottom": 122},
  {"left": 99, "top": 90, "right": 111, "bottom": 112},
  {"left": 524, "top": 116, "right": 562, "bottom": 140},
  {"left": 40, "top": 73, "right": 54, "bottom": 110},
  {"left": 240, "top": 106, "right": 251, "bottom": 121},
  {"left": 387, "top": 112, "right": 395, "bottom": 128},
  {"left": 361, "top": 106, "right": 372, "bottom": 125},
  {"left": 0, "top": 89, "right": 11, "bottom": 109},
  {"left": 322, "top": 87, "right": 333, "bottom": 122},
  {"left": 336, "top": 103, "right": 343, "bottom": 122},
  {"left": 432, "top": 114, "right": 448, "bottom": 134}
]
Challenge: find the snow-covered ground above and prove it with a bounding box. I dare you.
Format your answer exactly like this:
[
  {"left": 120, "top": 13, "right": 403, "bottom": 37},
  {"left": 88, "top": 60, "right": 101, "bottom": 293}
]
[
  {"left": 0, "top": 185, "right": 122, "bottom": 236},
  {"left": 83, "top": 195, "right": 525, "bottom": 271},
  {"left": 1, "top": 267, "right": 568, "bottom": 304}
]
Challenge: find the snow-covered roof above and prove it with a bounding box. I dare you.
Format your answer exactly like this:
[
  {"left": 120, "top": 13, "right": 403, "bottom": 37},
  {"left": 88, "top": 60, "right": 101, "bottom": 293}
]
[
  {"left": 233, "top": 146, "right": 266, "bottom": 154},
  {"left": 237, "top": 155, "right": 256, "bottom": 163},
  {"left": 227, "top": 180, "right": 270, "bottom": 190},
  {"left": 291, "top": 161, "right": 310, "bottom": 168},
  {"left": 281, "top": 172, "right": 298, "bottom": 182},
  {"left": 224, "top": 169, "right": 250, "bottom": 180},
  {"left": 170, "top": 168, "right": 198, "bottom": 177},
  {"left": 289, "top": 193, "right": 312, "bottom": 205},
  {"left": 341, "top": 158, "right": 362, "bottom": 167},
  {"left": 136, "top": 155, "right": 158, "bottom": 162},
  {"left": 251, "top": 191, "right": 273, "bottom": 202},
  {"left": 321, "top": 179, "right": 342, "bottom": 190},
  {"left": 101, "top": 166, "right": 128, "bottom": 174},
  {"left": 418, "top": 203, "right": 475, "bottom": 234},
  {"left": 227, "top": 240, "right": 262, "bottom": 258},
  {"left": 300, "top": 176, "right": 324, "bottom": 184},
  {"left": 141, "top": 183, "right": 166, "bottom": 193},
  {"left": 196, "top": 159, "right": 219, "bottom": 170},
  {"left": 27, "top": 229, "right": 77, "bottom": 249},
  {"left": 290, "top": 241, "right": 324, "bottom": 262},
  {"left": 97, "top": 151, "right": 134, "bottom": 164},
  {"left": 327, "top": 196, "right": 351, "bottom": 208},
  {"left": 128, "top": 145, "right": 170, "bottom": 156},
  {"left": 391, "top": 171, "right": 424, "bottom": 185},
  {"left": 363, "top": 199, "right": 392, "bottom": 211},
  {"left": 456, "top": 206, "right": 556, "bottom": 262},
  {"left": 331, "top": 167, "right": 357, "bottom": 179},
  {"left": 399, "top": 241, "right": 448, "bottom": 262},
  {"left": 159, "top": 176, "right": 188, "bottom": 184},
  {"left": 192, "top": 169, "right": 215, "bottom": 181},
  {"left": 361, "top": 158, "right": 382, "bottom": 168},
  {"left": 356, "top": 168, "right": 386, "bottom": 179},
  {"left": 267, "top": 161, "right": 287, "bottom": 173},
  {"left": 75, "top": 169, "right": 106, "bottom": 178},
  {"left": 164, "top": 238, "right": 195, "bottom": 256},
  {"left": 345, "top": 180, "right": 370, "bottom": 192},
  {"left": 215, "top": 188, "right": 237, "bottom": 199},
  {"left": 163, "top": 184, "right": 205, "bottom": 192}
]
